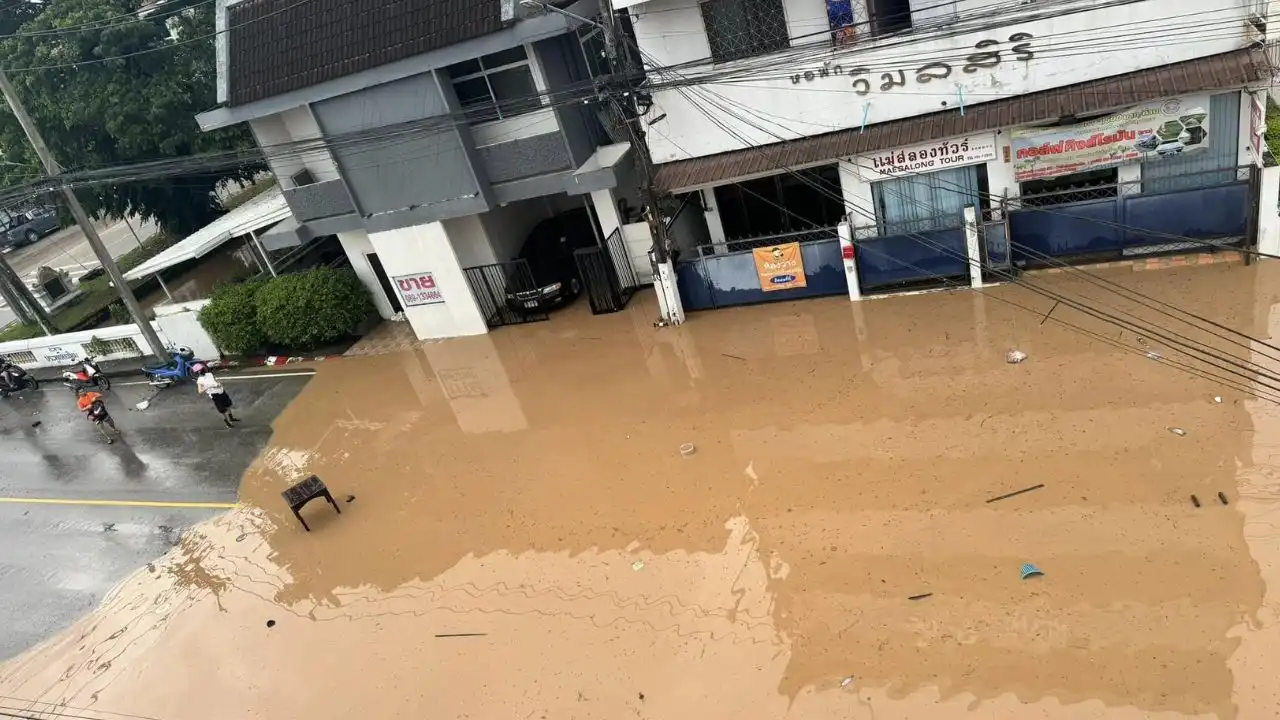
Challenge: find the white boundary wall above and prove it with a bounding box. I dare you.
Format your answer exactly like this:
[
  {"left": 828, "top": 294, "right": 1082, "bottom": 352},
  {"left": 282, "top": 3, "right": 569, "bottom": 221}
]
[{"left": 0, "top": 300, "right": 221, "bottom": 369}]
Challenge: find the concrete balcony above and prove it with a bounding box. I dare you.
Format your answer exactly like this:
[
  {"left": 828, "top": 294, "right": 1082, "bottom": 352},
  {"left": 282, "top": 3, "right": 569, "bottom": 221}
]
[{"left": 282, "top": 179, "right": 358, "bottom": 223}]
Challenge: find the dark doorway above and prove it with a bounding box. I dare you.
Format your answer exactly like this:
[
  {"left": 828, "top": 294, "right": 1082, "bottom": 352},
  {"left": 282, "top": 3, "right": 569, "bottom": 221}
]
[{"left": 366, "top": 253, "right": 403, "bottom": 314}]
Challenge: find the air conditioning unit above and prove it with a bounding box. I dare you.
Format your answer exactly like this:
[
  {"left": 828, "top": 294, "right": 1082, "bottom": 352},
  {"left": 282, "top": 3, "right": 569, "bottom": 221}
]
[{"left": 290, "top": 169, "right": 316, "bottom": 187}]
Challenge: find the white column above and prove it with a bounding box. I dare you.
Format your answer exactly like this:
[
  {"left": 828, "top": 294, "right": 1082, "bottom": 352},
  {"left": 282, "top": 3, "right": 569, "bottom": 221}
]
[
  {"left": 1260, "top": 165, "right": 1280, "bottom": 258},
  {"left": 590, "top": 189, "right": 622, "bottom": 240},
  {"left": 838, "top": 221, "right": 861, "bottom": 301},
  {"left": 653, "top": 257, "right": 685, "bottom": 326},
  {"left": 701, "top": 188, "right": 728, "bottom": 254},
  {"left": 367, "top": 221, "right": 488, "bottom": 340},
  {"left": 838, "top": 161, "right": 875, "bottom": 226},
  {"left": 964, "top": 205, "right": 982, "bottom": 289},
  {"left": 989, "top": 131, "right": 1020, "bottom": 203}
]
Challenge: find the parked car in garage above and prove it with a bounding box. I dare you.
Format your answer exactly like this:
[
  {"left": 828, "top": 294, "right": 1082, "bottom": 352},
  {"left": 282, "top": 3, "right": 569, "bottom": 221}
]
[
  {"left": 505, "top": 208, "right": 598, "bottom": 315},
  {"left": 0, "top": 206, "right": 59, "bottom": 250}
]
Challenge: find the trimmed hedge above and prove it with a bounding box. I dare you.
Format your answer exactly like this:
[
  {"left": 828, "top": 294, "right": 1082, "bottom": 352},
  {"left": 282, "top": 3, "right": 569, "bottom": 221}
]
[
  {"left": 198, "top": 268, "right": 373, "bottom": 355},
  {"left": 198, "top": 280, "right": 266, "bottom": 355},
  {"left": 255, "top": 267, "right": 373, "bottom": 349}
]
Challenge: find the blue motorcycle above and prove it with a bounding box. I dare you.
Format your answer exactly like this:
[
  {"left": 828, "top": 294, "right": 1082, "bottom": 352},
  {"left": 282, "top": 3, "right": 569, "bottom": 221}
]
[{"left": 142, "top": 346, "right": 203, "bottom": 388}]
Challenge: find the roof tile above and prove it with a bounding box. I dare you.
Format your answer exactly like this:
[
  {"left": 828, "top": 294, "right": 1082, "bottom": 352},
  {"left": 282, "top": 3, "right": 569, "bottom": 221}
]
[{"left": 227, "top": 0, "right": 504, "bottom": 106}]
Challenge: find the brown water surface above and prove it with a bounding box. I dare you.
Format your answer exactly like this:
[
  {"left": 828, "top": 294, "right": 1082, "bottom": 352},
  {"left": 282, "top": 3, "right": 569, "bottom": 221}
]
[{"left": 4, "top": 260, "right": 1280, "bottom": 720}]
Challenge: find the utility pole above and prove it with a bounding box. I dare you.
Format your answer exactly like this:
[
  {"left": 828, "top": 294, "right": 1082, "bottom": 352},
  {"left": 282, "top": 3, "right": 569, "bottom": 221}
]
[
  {"left": 595, "top": 0, "right": 684, "bottom": 325},
  {"left": 0, "top": 70, "right": 167, "bottom": 360},
  {"left": 0, "top": 261, "right": 35, "bottom": 327}
]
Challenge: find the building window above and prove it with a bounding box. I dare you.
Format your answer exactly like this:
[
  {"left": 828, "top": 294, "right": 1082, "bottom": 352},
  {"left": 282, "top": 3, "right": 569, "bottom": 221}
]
[
  {"left": 445, "top": 46, "right": 543, "bottom": 123},
  {"left": 868, "top": 0, "right": 912, "bottom": 36},
  {"left": 699, "top": 0, "right": 791, "bottom": 63},
  {"left": 713, "top": 165, "right": 845, "bottom": 250}
]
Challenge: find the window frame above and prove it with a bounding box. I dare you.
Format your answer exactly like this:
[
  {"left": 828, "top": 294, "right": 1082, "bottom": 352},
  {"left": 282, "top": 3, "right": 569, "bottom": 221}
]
[
  {"left": 698, "top": 0, "right": 792, "bottom": 64},
  {"left": 446, "top": 46, "right": 544, "bottom": 123}
]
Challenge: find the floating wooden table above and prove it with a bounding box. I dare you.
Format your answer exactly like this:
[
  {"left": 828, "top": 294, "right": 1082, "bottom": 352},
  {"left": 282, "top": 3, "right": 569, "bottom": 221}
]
[{"left": 281, "top": 474, "right": 341, "bottom": 532}]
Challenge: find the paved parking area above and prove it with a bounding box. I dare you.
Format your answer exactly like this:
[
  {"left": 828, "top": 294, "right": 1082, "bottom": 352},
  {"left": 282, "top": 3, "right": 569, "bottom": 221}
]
[{"left": 0, "top": 371, "right": 311, "bottom": 658}]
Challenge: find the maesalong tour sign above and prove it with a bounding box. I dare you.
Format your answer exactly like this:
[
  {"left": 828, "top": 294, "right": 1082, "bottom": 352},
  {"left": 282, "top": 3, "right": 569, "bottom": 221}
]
[{"left": 855, "top": 134, "right": 998, "bottom": 181}]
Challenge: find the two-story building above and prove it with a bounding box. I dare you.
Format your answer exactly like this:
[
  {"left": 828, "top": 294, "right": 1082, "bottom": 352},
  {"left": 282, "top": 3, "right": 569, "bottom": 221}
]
[
  {"left": 628, "top": 0, "right": 1280, "bottom": 311},
  {"left": 196, "top": 0, "right": 654, "bottom": 340}
]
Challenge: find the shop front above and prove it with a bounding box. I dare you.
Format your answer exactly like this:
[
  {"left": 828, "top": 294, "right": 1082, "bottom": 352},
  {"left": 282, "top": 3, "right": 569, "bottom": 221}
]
[
  {"left": 841, "top": 133, "right": 1001, "bottom": 292},
  {"left": 1003, "top": 91, "right": 1256, "bottom": 265}
]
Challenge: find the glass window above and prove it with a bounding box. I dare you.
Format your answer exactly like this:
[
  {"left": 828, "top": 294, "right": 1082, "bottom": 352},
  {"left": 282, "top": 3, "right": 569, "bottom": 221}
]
[
  {"left": 699, "top": 0, "right": 790, "bottom": 63},
  {"left": 448, "top": 46, "right": 544, "bottom": 122}
]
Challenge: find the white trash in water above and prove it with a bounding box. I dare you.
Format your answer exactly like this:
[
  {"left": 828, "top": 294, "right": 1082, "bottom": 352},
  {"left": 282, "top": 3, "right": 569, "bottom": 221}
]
[
  {"left": 135, "top": 399, "right": 151, "bottom": 411},
  {"left": 1167, "top": 427, "right": 1186, "bottom": 436},
  {"left": 1006, "top": 349, "right": 1028, "bottom": 364},
  {"left": 1213, "top": 396, "right": 1223, "bottom": 404},
  {"left": 679, "top": 443, "right": 696, "bottom": 457}
]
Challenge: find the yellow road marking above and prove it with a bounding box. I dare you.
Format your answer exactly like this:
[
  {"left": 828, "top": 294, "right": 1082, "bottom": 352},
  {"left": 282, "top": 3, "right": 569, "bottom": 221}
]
[{"left": 0, "top": 497, "right": 237, "bottom": 509}]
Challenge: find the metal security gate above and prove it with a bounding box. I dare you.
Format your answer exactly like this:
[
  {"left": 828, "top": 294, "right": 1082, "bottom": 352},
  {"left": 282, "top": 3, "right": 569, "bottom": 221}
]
[
  {"left": 573, "top": 228, "right": 641, "bottom": 315},
  {"left": 462, "top": 260, "right": 549, "bottom": 328}
]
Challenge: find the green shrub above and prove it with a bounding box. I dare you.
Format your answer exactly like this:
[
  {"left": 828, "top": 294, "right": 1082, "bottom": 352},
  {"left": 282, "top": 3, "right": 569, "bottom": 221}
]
[
  {"left": 199, "top": 280, "right": 266, "bottom": 355},
  {"left": 254, "top": 267, "right": 373, "bottom": 350}
]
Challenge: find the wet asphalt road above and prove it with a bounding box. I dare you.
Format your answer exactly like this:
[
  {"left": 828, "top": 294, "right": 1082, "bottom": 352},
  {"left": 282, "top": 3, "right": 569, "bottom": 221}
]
[{"left": 0, "top": 371, "right": 311, "bottom": 658}]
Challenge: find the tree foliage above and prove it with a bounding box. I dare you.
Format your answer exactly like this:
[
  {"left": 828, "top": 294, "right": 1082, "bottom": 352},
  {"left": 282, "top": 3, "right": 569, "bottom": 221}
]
[
  {"left": 199, "top": 280, "right": 266, "bottom": 356},
  {"left": 0, "top": 0, "right": 264, "bottom": 234}
]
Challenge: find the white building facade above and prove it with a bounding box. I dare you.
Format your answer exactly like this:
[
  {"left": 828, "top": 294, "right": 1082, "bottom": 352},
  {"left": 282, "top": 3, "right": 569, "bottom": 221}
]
[{"left": 628, "top": 0, "right": 1280, "bottom": 310}]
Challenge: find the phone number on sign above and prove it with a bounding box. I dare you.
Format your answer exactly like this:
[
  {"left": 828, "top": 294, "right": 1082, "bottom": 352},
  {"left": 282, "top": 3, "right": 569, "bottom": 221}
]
[{"left": 393, "top": 273, "right": 445, "bottom": 307}]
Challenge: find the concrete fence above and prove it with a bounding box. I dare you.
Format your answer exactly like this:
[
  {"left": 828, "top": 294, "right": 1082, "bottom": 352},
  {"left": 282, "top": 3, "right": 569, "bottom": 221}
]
[{"left": 0, "top": 299, "right": 220, "bottom": 370}]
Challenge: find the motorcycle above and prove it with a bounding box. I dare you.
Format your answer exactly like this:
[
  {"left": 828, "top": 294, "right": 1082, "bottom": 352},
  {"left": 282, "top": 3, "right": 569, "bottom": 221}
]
[
  {"left": 141, "top": 346, "right": 201, "bottom": 388},
  {"left": 0, "top": 360, "right": 39, "bottom": 398},
  {"left": 62, "top": 356, "right": 110, "bottom": 392},
  {"left": 79, "top": 391, "right": 118, "bottom": 444}
]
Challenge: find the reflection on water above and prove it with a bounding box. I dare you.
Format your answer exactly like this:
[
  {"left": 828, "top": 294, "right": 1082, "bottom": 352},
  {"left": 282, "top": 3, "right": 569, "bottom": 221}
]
[{"left": 6, "top": 261, "right": 1280, "bottom": 720}]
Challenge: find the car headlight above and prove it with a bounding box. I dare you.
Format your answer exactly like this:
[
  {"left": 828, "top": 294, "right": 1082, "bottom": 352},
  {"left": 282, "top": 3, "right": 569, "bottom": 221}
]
[{"left": 542, "top": 282, "right": 562, "bottom": 295}]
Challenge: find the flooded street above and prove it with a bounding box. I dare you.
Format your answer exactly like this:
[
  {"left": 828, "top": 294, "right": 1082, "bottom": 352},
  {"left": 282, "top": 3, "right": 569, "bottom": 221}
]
[{"left": 4, "top": 259, "right": 1280, "bottom": 719}]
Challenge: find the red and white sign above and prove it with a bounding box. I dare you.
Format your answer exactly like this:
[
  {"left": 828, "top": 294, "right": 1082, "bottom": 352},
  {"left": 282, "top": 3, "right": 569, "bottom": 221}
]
[{"left": 393, "top": 272, "right": 445, "bottom": 307}]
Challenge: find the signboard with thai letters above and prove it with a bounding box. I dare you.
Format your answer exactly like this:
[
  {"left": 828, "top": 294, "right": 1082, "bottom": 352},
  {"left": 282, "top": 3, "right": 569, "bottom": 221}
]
[
  {"left": 855, "top": 134, "right": 998, "bottom": 182},
  {"left": 393, "top": 272, "right": 445, "bottom": 307}
]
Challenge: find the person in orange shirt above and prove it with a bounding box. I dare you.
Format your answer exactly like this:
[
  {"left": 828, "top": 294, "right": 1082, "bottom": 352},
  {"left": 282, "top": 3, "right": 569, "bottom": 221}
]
[{"left": 76, "top": 387, "right": 118, "bottom": 443}]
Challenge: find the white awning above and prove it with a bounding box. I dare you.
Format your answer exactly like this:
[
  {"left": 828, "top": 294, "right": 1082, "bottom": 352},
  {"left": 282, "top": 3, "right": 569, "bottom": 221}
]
[{"left": 124, "top": 186, "right": 292, "bottom": 281}]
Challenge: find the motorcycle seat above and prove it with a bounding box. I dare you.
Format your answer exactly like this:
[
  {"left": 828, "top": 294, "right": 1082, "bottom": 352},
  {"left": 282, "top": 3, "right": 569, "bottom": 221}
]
[{"left": 142, "top": 361, "right": 177, "bottom": 373}]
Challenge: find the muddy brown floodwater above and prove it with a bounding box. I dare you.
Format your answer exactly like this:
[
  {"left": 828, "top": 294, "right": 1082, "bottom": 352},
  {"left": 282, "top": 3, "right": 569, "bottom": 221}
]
[{"left": 5, "top": 259, "right": 1280, "bottom": 720}]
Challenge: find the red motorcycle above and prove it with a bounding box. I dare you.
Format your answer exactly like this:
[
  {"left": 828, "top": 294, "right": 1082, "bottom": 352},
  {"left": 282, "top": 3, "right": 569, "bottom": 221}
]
[{"left": 61, "top": 357, "right": 110, "bottom": 392}]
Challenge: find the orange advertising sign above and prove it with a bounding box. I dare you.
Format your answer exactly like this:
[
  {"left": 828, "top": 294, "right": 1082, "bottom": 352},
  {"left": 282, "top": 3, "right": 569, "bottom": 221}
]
[{"left": 753, "top": 242, "right": 807, "bottom": 292}]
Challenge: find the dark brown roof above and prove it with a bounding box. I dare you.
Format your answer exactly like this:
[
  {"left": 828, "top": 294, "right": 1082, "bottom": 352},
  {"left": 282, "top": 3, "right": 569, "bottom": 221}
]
[
  {"left": 654, "top": 49, "right": 1271, "bottom": 191},
  {"left": 227, "top": 0, "right": 504, "bottom": 106}
]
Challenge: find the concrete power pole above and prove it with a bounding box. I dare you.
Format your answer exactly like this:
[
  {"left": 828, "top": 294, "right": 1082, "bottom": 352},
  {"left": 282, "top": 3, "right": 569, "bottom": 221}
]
[
  {"left": 0, "top": 70, "right": 167, "bottom": 360},
  {"left": 595, "top": 0, "right": 684, "bottom": 325}
]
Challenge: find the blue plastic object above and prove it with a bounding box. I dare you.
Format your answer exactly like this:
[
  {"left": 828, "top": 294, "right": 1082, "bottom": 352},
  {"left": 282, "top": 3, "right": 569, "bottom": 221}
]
[{"left": 1020, "top": 563, "right": 1044, "bottom": 580}]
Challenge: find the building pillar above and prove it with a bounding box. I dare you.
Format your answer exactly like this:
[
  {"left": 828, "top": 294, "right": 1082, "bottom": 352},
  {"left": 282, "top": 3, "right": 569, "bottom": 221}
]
[
  {"left": 651, "top": 254, "right": 685, "bottom": 326},
  {"left": 838, "top": 221, "right": 861, "bottom": 301},
  {"left": 988, "top": 131, "right": 1019, "bottom": 205},
  {"left": 1259, "top": 165, "right": 1280, "bottom": 258},
  {"left": 964, "top": 205, "right": 982, "bottom": 288},
  {"left": 701, "top": 188, "right": 729, "bottom": 254},
  {"left": 589, "top": 189, "right": 622, "bottom": 241},
  {"left": 838, "top": 161, "right": 875, "bottom": 227},
  {"left": 367, "top": 220, "right": 488, "bottom": 340}
]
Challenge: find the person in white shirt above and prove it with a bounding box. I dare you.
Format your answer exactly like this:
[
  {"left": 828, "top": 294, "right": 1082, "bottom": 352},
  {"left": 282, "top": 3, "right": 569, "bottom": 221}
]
[{"left": 195, "top": 366, "right": 238, "bottom": 428}]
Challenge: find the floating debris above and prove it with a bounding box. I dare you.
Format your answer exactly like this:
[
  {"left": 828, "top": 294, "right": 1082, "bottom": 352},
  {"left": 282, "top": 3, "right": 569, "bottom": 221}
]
[
  {"left": 101, "top": 522, "right": 116, "bottom": 533},
  {"left": 1005, "top": 349, "right": 1028, "bottom": 364},
  {"left": 134, "top": 399, "right": 151, "bottom": 411},
  {"left": 265, "top": 620, "right": 276, "bottom": 628},
  {"left": 1219, "top": 491, "right": 1229, "bottom": 505},
  {"left": 435, "top": 632, "right": 487, "bottom": 638},
  {"left": 1213, "top": 396, "right": 1223, "bottom": 404},
  {"left": 1167, "top": 427, "right": 1186, "bottom": 436},
  {"left": 679, "top": 443, "right": 696, "bottom": 457},
  {"left": 744, "top": 461, "right": 758, "bottom": 481},
  {"left": 986, "top": 483, "right": 1045, "bottom": 504},
  {"left": 1146, "top": 351, "right": 1163, "bottom": 361},
  {"left": 840, "top": 677, "right": 854, "bottom": 688},
  {"left": 1191, "top": 495, "right": 1201, "bottom": 508},
  {"left": 908, "top": 593, "right": 933, "bottom": 601},
  {"left": 345, "top": 494, "right": 356, "bottom": 503},
  {"left": 29, "top": 421, "right": 40, "bottom": 428},
  {"left": 631, "top": 560, "right": 645, "bottom": 571},
  {"left": 1020, "top": 563, "right": 1044, "bottom": 580}
]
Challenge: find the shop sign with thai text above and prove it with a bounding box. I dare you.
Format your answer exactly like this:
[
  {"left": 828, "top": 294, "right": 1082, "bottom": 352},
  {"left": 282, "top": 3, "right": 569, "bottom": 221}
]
[
  {"left": 855, "top": 134, "right": 998, "bottom": 181},
  {"left": 1010, "top": 94, "right": 1211, "bottom": 182},
  {"left": 788, "top": 33, "right": 1035, "bottom": 99},
  {"left": 393, "top": 272, "right": 445, "bottom": 307}
]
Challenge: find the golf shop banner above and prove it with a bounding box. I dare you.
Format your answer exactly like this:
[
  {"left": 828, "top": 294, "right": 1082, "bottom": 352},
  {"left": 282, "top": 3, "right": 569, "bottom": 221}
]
[
  {"left": 1011, "top": 94, "right": 1211, "bottom": 182},
  {"left": 753, "top": 242, "right": 807, "bottom": 292}
]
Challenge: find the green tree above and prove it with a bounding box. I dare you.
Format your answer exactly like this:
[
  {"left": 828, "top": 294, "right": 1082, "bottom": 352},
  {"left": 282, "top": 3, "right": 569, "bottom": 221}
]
[{"left": 0, "top": 0, "right": 264, "bottom": 235}]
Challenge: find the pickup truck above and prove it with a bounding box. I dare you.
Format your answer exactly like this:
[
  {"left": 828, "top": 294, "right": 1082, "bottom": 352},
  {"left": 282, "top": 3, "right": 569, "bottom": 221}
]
[{"left": 0, "top": 206, "right": 59, "bottom": 250}]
